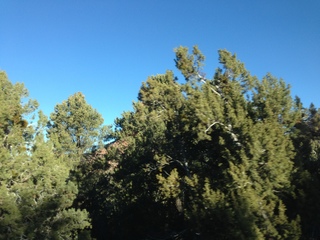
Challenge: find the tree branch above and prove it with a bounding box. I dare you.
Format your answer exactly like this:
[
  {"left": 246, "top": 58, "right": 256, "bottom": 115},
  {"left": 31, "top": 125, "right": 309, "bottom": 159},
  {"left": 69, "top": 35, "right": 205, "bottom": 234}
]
[{"left": 197, "top": 73, "right": 221, "bottom": 96}]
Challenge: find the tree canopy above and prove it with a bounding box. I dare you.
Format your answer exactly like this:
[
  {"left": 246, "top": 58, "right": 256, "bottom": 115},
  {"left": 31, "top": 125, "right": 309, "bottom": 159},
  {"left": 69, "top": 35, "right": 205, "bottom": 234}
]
[
  {"left": 1, "top": 46, "right": 320, "bottom": 239},
  {"left": 0, "top": 72, "right": 91, "bottom": 239},
  {"left": 48, "top": 92, "right": 107, "bottom": 159}
]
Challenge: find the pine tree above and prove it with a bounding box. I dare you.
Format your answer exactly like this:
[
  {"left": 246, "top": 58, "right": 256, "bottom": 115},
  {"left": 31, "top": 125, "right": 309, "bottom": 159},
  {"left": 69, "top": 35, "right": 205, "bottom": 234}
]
[
  {"left": 48, "top": 92, "right": 107, "bottom": 161},
  {"left": 101, "top": 46, "right": 302, "bottom": 239},
  {"left": 101, "top": 70, "right": 188, "bottom": 239},
  {"left": 47, "top": 92, "right": 111, "bottom": 239},
  {"left": 0, "top": 71, "right": 38, "bottom": 238},
  {"left": 290, "top": 103, "right": 320, "bottom": 238},
  {"left": 0, "top": 72, "right": 91, "bottom": 239},
  {"left": 171, "top": 47, "right": 301, "bottom": 239}
]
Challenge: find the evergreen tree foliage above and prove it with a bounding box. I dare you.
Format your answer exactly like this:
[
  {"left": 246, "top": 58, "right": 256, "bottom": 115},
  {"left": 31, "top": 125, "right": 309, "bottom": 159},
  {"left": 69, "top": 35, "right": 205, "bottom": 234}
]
[
  {"left": 290, "top": 103, "right": 320, "bottom": 238},
  {"left": 0, "top": 72, "right": 91, "bottom": 239},
  {"left": 98, "top": 46, "right": 302, "bottom": 239},
  {"left": 47, "top": 91, "right": 111, "bottom": 239},
  {"left": 3, "top": 45, "right": 317, "bottom": 239},
  {"left": 48, "top": 92, "right": 107, "bottom": 160}
]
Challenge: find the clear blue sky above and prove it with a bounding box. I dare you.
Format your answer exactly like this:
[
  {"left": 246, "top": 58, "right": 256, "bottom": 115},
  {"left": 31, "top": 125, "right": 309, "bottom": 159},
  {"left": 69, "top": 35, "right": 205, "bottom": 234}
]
[{"left": 1, "top": 1, "right": 319, "bottom": 125}]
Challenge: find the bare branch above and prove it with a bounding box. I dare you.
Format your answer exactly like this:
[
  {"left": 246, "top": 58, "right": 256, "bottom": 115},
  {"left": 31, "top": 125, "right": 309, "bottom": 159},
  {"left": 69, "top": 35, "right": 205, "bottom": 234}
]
[
  {"left": 205, "top": 121, "right": 241, "bottom": 146},
  {"left": 197, "top": 73, "right": 221, "bottom": 96},
  {"left": 205, "top": 121, "right": 219, "bottom": 133}
]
